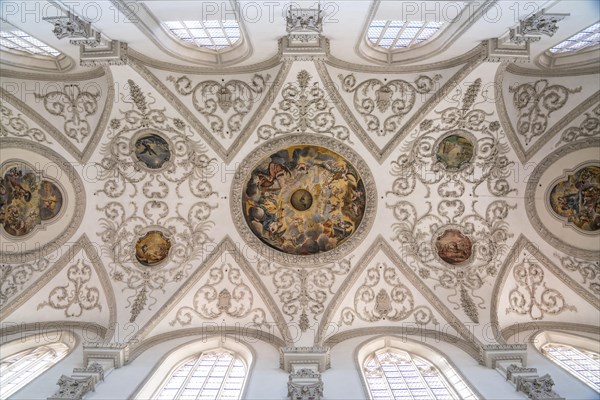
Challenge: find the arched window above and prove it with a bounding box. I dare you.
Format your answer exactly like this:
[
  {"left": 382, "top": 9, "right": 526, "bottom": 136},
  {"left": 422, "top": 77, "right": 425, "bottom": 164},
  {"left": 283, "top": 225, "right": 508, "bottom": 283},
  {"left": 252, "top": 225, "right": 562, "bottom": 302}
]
[
  {"left": 135, "top": 338, "right": 252, "bottom": 400},
  {"left": 0, "top": 332, "right": 76, "bottom": 399},
  {"left": 154, "top": 349, "right": 246, "bottom": 400},
  {"left": 358, "top": 337, "right": 478, "bottom": 400},
  {"left": 367, "top": 20, "right": 445, "bottom": 50},
  {"left": 533, "top": 330, "right": 600, "bottom": 393}
]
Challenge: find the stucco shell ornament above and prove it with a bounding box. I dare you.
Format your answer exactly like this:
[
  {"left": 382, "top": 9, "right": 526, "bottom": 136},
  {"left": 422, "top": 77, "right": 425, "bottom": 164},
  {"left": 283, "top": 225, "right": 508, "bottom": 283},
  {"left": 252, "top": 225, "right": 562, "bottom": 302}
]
[{"left": 232, "top": 134, "right": 377, "bottom": 266}]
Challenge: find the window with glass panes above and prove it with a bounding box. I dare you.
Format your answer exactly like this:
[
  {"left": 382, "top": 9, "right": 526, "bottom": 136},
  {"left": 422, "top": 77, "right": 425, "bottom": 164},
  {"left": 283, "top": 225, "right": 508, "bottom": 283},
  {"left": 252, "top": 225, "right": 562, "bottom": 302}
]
[
  {"left": 154, "top": 350, "right": 246, "bottom": 400},
  {"left": 0, "top": 30, "right": 61, "bottom": 57},
  {"left": 363, "top": 349, "right": 470, "bottom": 400},
  {"left": 0, "top": 343, "right": 69, "bottom": 398},
  {"left": 542, "top": 343, "right": 600, "bottom": 392},
  {"left": 367, "top": 20, "right": 445, "bottom": 49},
  {"left": 550, "top": 22, "right": 600, "bottom": 53},
  {"left": 163, "top": 21, "right": 241, "bottom": 50}
]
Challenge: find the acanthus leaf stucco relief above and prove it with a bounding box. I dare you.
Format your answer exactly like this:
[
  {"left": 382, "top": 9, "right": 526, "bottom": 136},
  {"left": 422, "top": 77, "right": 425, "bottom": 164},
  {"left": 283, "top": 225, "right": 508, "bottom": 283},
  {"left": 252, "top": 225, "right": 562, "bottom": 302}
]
[
  {"left": 506, "top": 260, "right": 577, "bottom": 320},
  {"left": 0, "top": 235, "right": 116, "bottom": 335},
  {"left": 338, "top": 73, "right": 441, "bottom": 137},
  {"left": 0, "top": 257, "right": 51, "bottom": 307},
  {"left": 0, "top": 103, "right": 52, "bottom": 144},
  {"left": 385, "top": 74, "right": 516, "bottom": 325},
  {"left": 38, "top": 259, "right": 102, "bottom": 318},
  {"left": 509, "top": 79, "right": 582, "bottom": 145},
  {"left": 496, "top": 63, "right": 600, "bottom": 163},
  {"left": 387, "top": 78, "right": 515, "bottom": 199},
  {"left": 167, "top": 73, "right": 270, "bottom": 140},
  {"left": 169, "top": 262, "right": 268, "bottom": 328},
  {"left": 0, "top": 68, "right": 114, "bottom": 163},
  {"left": 131, "top": 58, "right": 290, "bottom": 162},
  {"left": 491, "top": 236, "right": 599, "bottom": 337},
  {"left": 95, "top": 78, "right": 219, "bottom": 324},
  {"left": 257, "top": 69, "right": 351, "bottom": 144},
  {"left": 130, "top": 237, "right": 291, "bottom": 346},
  {"left": 257, "top": 258, "right": 352, "bottom": 333},
  {"left": 338, "top": 262, "right": 438, "bottom": 326}
]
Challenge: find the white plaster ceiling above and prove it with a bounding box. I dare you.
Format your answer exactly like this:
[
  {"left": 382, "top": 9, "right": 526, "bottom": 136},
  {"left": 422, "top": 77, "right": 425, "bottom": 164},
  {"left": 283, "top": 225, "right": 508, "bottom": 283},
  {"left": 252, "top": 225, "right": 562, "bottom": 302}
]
[{"left": 0, "top": 0, "right": 598, "bottom": 356}]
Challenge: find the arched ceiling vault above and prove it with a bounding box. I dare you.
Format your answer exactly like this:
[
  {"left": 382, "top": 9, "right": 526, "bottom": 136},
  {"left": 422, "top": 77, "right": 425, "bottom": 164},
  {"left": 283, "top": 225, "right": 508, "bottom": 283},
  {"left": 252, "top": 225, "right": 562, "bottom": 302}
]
[{"left": 1, "top": 0, "right": 598, "bottom": 361}]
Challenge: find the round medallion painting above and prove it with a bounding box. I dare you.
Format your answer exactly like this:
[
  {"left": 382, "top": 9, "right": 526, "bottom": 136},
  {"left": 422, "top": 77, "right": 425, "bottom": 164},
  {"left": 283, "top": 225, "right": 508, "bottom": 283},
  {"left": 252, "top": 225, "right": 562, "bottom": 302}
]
[
  {"left": 135, "top": 231, "right": 171, "bottom": 266},
  {"left": 242, "top": 145, "right": 367, "bottom": 256},
  {"left": 436, "top": 134, "right": 474, "bottom": 170},
  {"left": 134, "top": 134, "right": 171, "bottom": 169},
  {"left": 435, "top": 229, "right": 472, "bottom": 265}
]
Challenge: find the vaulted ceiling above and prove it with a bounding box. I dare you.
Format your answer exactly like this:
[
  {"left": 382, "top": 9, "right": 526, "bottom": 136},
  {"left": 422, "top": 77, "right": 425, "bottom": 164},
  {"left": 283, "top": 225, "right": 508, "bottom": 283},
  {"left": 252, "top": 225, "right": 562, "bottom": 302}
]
[{"left": 1, "top": 0, "right": 599, "bottom": 359}]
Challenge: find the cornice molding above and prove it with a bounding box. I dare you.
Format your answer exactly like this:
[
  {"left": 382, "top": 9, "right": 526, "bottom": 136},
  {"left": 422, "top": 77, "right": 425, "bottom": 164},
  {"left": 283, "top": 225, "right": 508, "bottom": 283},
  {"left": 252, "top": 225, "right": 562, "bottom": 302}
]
[
  {"left": 128, "top": 50, "right": 282, "bottom": 74},
  {"left": 501, "top": 322, "right": 600, "bottom": 343},
  {"left": 0, "top": 67, "right": 105, "bottom": 81},
  {"left": 0, "top": 321, "right": 108, "bottom": 339},
  {"left": 507, "top": 62, "right": 600, "bottom": 77},
  {"left": 128, "top": 329, "right": 285, "bottom": 363}
]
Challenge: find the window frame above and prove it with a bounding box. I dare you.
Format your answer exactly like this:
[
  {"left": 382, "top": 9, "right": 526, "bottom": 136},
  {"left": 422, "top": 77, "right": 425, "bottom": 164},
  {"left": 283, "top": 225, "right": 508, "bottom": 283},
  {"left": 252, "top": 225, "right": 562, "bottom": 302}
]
[
  {"left": 162, "top": 20, "right": 242, "bottom": 52},
  {"left": 0, "top": 330, "right": 77, "bottom": 399},
  {"left": 533, "top": 330, "right": 600, "bottom": 393},
  {"left": 134, "top": 337, "right": 254, "bottom": 400},
  {"left": 356, "top": 336, "right": 479, "bottom": 400}
]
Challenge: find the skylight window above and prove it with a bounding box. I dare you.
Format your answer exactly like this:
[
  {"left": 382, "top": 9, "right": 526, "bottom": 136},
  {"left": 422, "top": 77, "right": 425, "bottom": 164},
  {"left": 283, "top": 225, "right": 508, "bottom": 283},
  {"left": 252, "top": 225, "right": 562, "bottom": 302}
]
[
  {"left": 368, "top": 20, "right": 444, "bottom": 49},
  {"left": 550, "top": 22, "right": 600, "bottom": 54},
  {"left": 0, "top": 30, "right": 61, "bottom": 57},
  {"left": 164, "top": 20, "right": 241, "bottom": 50}
]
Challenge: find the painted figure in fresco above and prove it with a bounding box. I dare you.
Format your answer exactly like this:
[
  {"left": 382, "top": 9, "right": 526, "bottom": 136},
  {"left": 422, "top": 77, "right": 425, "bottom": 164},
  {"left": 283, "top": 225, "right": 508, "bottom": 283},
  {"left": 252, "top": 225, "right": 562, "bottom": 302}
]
[
  {"left": 134, "top": 134, "right": 171, "bottom": 169},
  {"left": 243, "top": 146, "right": 367, "bottom": 256},
  {"left": 436, "top": 134, "right": 474, "bottom": 170},
  {"left": 549, "top": 165, "right": 600, "bottom": 231},
  {"left": 435, "top": 229, "right": 472, "bottom": 265},
  {"left": 135, "top": 231, "right": 171, "bottom": 266},
  {"left": 0, "top": 166, "right": 63, "bottom": 237}
]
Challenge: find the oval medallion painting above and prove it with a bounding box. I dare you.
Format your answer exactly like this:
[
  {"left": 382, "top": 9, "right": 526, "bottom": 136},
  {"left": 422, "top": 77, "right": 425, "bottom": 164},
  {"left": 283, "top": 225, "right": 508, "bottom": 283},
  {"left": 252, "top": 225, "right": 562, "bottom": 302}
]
[
  {"left": 435, "top": 229, "right": 472, "bottom": 265},
  {"left": 135, "top": 231, "right": 171, "bottom": 266},
  {"left": 242, "top": 145, "right": 367, "bottom": 256}
]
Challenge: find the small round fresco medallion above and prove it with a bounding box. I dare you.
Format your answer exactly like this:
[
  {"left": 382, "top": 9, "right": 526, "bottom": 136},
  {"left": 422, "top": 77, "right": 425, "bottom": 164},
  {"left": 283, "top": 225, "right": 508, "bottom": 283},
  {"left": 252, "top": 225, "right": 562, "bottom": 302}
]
[
  {"left": 135, "top": 230, "right": 171, "bottom": 266},
  {"left": 436, "top": 134, "right": 474, "bottom": 170},
  {"left": 242, "top": 145, "right": 367, "bottom": 256},
  {"left": 435, "top": 229, "right": 472, "bottom": 265},
  {"left": 134, "top": 134, "right": 171, "bottom": 170}
]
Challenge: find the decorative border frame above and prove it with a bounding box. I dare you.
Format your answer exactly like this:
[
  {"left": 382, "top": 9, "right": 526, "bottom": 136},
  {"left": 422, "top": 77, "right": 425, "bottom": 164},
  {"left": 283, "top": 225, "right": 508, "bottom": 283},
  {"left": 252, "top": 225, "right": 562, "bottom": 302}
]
[
  {"left": 128, "top": 129, "right": 176, "bottom": 173},
  {"left": 544, "top": 161, "right": 600, "bottom": 236},
  {"left": 230, "top": 134, "right": 377, "bottom": 267},
  {"left": 0, "top": 158, "right": 69, "bottom": 241},
  {"left": 524, "top": 139, "right": 600, "bottom": 260},
  {"left": 0, "top": 138, "right": 86, "bottom": 263}
]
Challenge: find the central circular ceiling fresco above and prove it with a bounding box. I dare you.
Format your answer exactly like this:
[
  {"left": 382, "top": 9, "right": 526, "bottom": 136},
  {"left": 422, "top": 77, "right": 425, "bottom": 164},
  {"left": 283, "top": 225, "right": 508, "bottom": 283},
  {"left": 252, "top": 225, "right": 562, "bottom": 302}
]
[
  {"left": 232, "top": 135, "right": 376, "bottom": 266},
  {"left": 243, "top": 145, "right": 367, "bottom": 256}
]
